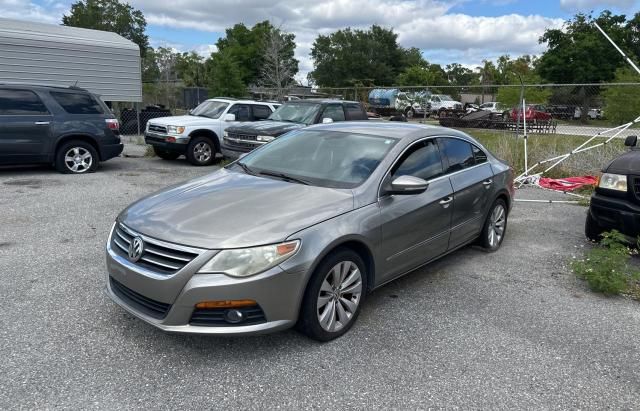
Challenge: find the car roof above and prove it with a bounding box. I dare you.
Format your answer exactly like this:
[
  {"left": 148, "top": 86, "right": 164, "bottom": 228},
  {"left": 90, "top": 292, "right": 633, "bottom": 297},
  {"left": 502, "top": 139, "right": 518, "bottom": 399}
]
[
  {"left": 284, "top": 99, "right": 359, "bottom": 104},
  {"left": 305, "top": 121, "right": 476, "bottom": 141},
  {"left": 206, "top": 98, "right": 274, "bottom": 104},
  {"left": 0, "top": 82, "right": 90, "bottom": 93}
]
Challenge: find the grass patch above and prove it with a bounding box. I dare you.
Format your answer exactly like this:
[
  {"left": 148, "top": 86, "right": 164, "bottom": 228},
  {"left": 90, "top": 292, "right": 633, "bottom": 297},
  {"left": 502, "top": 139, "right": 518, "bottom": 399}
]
[
  {"left": 572, "top": 230, "right": 640, "bottom": 297},
  {"left": 462, "top": 129, "right": 627, "bottom": 177}
]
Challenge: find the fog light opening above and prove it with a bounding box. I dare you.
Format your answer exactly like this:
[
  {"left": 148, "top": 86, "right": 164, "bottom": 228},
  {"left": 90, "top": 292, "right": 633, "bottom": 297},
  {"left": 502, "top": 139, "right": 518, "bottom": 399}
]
[{"left": 224, "top": 309, "right": 245, "bottom": 324}]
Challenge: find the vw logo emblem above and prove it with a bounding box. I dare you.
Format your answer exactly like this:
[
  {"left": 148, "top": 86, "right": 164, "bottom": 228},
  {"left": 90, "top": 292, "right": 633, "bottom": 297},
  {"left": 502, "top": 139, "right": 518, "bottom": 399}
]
[{"left": 128, "top": 236, "right": 144, "bottom": 262}]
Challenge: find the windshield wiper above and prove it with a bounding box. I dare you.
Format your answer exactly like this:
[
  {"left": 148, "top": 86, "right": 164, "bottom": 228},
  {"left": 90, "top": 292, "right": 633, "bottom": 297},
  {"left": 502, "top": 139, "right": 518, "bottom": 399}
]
[
  {"left": 236, "top": 161, "right": 256, "bottom": 175},
  {"left": 259, "top": 171, "right": 310, "bottom": 185}
]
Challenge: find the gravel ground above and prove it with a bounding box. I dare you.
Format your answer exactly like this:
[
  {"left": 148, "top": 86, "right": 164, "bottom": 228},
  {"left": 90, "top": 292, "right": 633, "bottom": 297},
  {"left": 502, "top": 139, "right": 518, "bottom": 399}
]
[{"left": 1, "top": 156, "right": 639, "bottom": 409}]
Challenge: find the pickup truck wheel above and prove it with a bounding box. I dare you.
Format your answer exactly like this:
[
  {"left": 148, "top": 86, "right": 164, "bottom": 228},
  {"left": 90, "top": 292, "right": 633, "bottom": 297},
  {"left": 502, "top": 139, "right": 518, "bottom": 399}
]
[
  {"left": 186, "top": 136, "right": 217, "bottom": 166},
  {"left": 438, "top": 108, "right": 447, "bottom": 118},
  {"left": 153, "top": 147, "right": 180, "bottom": 160},
  {"left": 55, "top": 140, "right": 99, "bottom": 174},
  {"left": 405, "top": 108, "right": 415, "bottom": 119}
]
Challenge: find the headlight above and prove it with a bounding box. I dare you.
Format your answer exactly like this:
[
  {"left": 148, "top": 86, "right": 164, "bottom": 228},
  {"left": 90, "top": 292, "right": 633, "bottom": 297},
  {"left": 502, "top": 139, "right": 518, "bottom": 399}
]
[
  {"left": 257, "top": 135, "right": 275, "bottom": 142},
  {"left": 599, "top": 173, "right": 627, "bottom": 192},
  {"left": 223, "top": 131, "right": 229, "bottom": 138},
  {"left": 167, "top": 125, "right": 185, "bottom": 134},
  {"left": 198, "top": 240, "right": 300, "bottom": 277}
]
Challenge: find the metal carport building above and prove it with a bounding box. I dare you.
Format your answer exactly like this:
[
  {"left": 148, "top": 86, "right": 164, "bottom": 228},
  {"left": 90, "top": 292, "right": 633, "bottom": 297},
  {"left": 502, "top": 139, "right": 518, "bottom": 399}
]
[{"left": 0, "top": 18, "right": 141, "bottom": 102}]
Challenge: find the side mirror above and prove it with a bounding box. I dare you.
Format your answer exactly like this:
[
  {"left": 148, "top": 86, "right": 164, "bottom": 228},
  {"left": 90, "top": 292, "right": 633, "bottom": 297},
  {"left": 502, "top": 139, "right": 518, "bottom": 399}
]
[
  {"left": 387, "top": 175, "right": 428, "bottom": 195},
  {"left": 624, "top": 135, "right": 637, "bottom": 147},
  {"left": 224, "top": 113, "right": 236, "bottom": 122},
  {"left": 322, "top": 117, "right": 333, "bottom": 124},
  {"left": 188, "top": 109, "right": 194, "bottom": 115}
]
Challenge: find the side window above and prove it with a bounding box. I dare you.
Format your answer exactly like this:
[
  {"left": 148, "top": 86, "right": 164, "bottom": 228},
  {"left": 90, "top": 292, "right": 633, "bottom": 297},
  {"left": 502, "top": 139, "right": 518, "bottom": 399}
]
[
  {"left": 252, "top": 105, "right": 271, "bottom": 120},
  {"left": 390, "top": 139, "right": 443, "bottom": 182},
  {"left": 50, "top": 92, "right": 103, "bottom": 114},
  {"left": 438, "top": 138, "right": 475, "bottom": 173},
  {"left": 432, "top": 96, "right": 441, "bottom": 103},
  {"left": 344, "top": 103, "right": 365, "bottom": 120},
  {"left": 228, "top": 104, "right": 250, "bottom": 121},
  {"left": 0, "top": 89, "right": 49, "bottom": 115},
  {"left": 472, "top": 144, "right": 487, "bottom": 164},
  {"left": 321, "top": 104, "right": 346, "bottom": 122}
]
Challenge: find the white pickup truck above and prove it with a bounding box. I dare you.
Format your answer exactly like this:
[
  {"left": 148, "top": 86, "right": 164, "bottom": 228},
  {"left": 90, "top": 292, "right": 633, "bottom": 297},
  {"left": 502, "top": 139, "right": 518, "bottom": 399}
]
[
  {"left": 144, "top": 98, "right": 279, "bottom": 166},
  {"left": 429, "top": 94, "right": 464, "bottom": 115}
]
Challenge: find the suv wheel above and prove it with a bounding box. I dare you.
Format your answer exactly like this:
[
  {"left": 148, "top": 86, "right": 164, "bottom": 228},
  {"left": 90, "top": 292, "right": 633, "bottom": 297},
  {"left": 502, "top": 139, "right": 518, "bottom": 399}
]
[
  {"left": 186, "top": 136, "right": 217, "bottom": 166},
  {"left": 297, "top": 248, "right": 367, "bottom": 342},
  {"left": 55, "top": 141, "right": 99, "bottom": 174},
  {"left": 153, "top": 147, "right": 181, "bottom": 160},
  {"left": 405, "top": 107, "right": 415, "bottom": 119},
  {"left": 479, "top": 199, "right": 508, "bottom": 251}
]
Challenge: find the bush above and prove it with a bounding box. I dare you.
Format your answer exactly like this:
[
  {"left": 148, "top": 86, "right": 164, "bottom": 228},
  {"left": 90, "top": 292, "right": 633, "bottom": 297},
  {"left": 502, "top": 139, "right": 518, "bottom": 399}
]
[{"left": 572, "top": 230, "right": 640, "bottom": 295}]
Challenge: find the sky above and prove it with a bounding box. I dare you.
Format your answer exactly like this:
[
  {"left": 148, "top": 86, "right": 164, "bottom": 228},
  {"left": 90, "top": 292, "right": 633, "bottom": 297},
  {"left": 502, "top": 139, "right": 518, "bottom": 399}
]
[{"left": 1, "top": 0, "right": 639, "bottom": 82}]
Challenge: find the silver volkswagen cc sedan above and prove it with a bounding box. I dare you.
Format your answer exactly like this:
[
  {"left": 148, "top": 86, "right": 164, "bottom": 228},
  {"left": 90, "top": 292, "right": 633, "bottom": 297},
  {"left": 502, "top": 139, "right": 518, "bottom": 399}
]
[{"left": 106, "top": 122, "right": 514, "bottom": 341}]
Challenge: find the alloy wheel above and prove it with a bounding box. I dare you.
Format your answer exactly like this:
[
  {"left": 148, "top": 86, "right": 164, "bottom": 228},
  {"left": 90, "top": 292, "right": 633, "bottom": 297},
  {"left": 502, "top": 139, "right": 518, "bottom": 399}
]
[
  {"left": 488, "top": 204, "right": 506, "bottom": 247},
  {"left": 316, "top": 260, "right": 363, "bottom": 332},
  {"left": 64, "top": 147, "right": 93, "bottom": 173},
  {"left": 193, "top": 142, "right": 212, "bottom": 163}
]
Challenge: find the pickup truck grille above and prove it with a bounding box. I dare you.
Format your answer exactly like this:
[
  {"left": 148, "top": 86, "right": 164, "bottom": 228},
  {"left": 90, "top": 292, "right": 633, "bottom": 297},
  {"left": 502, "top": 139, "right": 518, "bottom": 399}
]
[
  {"left": 111, "top": 223, "right": 202, "bottom": 275},
  {"left": 148, "top": 124, "right": 167, "bottom": 134},
  {"left": 227, "top": 132, "right": 258, "bottom": 141},
  {"left": 454, "top": 103, "right": 463, "bottom": 110},
  {"left": 631, "top": 176, "right": 640, "bottom": 202}
]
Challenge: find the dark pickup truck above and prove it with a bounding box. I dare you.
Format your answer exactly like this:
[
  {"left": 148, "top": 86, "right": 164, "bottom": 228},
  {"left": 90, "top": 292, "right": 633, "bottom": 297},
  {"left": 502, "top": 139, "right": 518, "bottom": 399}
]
[{"left": 221, "top": 100, "right": 368, "bottom": 159}]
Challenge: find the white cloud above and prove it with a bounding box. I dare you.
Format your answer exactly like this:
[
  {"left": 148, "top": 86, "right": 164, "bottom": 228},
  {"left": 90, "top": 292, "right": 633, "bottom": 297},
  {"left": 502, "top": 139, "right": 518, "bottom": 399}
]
[
  {"left": 0, "top": 0, "right": 64, "bottom": 23},
  {"left": 559, "top": 0, "right": 638, "bottom": 10}
]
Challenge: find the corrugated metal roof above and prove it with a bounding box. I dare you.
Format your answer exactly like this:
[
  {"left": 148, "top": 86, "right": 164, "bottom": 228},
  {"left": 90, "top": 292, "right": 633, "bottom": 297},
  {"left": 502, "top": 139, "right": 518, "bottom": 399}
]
[{"left": 0, "top": 18, "right": 139, "bottom": 51}]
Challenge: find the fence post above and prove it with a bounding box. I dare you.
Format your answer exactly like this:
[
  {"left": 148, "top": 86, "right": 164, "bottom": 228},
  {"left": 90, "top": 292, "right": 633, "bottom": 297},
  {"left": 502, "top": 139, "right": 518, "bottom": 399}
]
[{"left": 136, "top": 102, "right": 141, "bottom": 136}]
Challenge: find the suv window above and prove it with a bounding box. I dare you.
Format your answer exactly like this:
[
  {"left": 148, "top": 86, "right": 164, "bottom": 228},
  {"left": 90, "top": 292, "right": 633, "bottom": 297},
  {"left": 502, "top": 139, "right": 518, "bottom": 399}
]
[
  {"left": 0, "top": 89, "right": 49, "bottom": 115},
  {"left": 228, "top": 104, "right": 250, "bottom": 121},
  {"left": 472, "top": 144, "right": 487, "bottom": 164},
  {"left": 321, "top": 104, "right": 345, "bottom": 122},
  {"left": 50, "top": 92, "right": 103, "bottom": 114},
  {"left": 438, "top": 138, "right": 475, "bottom": 173},
  {"left": 344, "top": 103, "right": 365, "bottom": 120},
  {"left": 252, "top": 104, "right": 272, "bottom": 120},
  {"left": 390, "top": 139, "right": 443, "bottom": 182}
]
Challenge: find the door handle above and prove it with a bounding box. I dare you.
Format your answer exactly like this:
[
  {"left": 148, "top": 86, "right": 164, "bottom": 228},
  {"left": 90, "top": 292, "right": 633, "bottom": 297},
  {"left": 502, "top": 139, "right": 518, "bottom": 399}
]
[
  {"left": 439, "top": 196, "right": 453, "bottom": 207},
  {"left": 34, "top": 121, "right": 50, "bottom": 125},
  {"left": 483, "top": 179, "right": 493, "bottom": 188}
]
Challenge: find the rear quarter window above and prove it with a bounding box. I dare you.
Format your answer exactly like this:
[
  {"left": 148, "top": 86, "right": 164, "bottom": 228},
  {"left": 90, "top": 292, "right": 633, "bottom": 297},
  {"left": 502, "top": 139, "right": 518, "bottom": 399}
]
[
  {"left": 50, "top": 92, "right": 104, "bottom": 114},
  {"left": 438, "top": 138, "right": 475, "bottom": 173},
  {"left": 344, "top": 103, "right": 366, "bottom": 120}
]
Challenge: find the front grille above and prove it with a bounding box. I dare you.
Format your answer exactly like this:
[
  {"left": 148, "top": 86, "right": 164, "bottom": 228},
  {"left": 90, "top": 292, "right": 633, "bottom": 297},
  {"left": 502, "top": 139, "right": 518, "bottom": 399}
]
[
  {"left": 111, "top": 223, "right": 201, "bottom": 275},
  {"left": 109, "top": 276, "right": 171, "bottom": 319},
  {"left": 223, "top": 137, "right": 259, "bottom": 150},
  {"left": 632, "top": 176, "right": 640, "bottom": 202},
  {"left": 148, "top": 124, "right": 167, "bottom": 134},
  {"left": 189, "top": 306, "right": 267, "bottom": 327},
  {"left": 227, "top": 132, "right": 258, "bottom": 141},
  {"left": 454, "top": 103, "right": 463, "bottom": 110}
]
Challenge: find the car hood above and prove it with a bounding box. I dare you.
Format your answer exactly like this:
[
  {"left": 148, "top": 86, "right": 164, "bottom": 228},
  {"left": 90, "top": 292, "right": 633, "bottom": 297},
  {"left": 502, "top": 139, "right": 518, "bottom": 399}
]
[
  {"left": 604, "top": 150, "right": 640, "bottom": 174},
  {"left": 226, "top": 121, "right": 306, "bottom": 137},
  {"left": 118, "top": 169, "right": 354, "bottom": 249},
  {"left": 148, "top": 115, "right": 216, "bottom": 127}
]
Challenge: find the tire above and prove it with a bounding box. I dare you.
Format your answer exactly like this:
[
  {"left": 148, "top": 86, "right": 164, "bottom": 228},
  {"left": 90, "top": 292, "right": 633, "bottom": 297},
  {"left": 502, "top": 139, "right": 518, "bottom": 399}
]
[
  {"left": 186, "top": 136, "right": 217, "bottom": 166},
  {"left": 153, "top": 147, "right": 181, "bottom": 160},
  {"left": 502, "top": 111, "right": 510, "bottom": 121},
  {"left": 438, "top": 108, "right": 447, "bottom": 118},
  {"left": 297, "top": 248, "right": 367, "bottom": 342},
  {"left": 55, "top": 140, "right": 99, "bottom": 174},
  {"left": 405, "top": 107, "right": 415, "bottom": 119},
  {"left": 585, "top": 210, "right": 603, "bottom": 242},
  {"left": 479, "top": 199, "right": 508, "bottom": 251}
]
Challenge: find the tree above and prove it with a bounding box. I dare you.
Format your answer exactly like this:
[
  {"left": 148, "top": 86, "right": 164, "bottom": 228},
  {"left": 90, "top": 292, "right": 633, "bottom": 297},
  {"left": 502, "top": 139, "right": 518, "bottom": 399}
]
[
  {"left": 142, "top": 48, "right": 160, "bottom": 82},
  {"left": 309, "top": 25, "right": 410, "bottom": 87},
  {"left": 62, "top": 0, "right": 149, "bottom": 56},
  {"left": 396, "top": 64, "right": 447, "bottom": 89},
  {"left": 206, "top": 53, "right": 245, "bottom": 97},
  {"left": 445, "top": 63, "right": 479, "bottom": 86},
  {"left": 496, "top": 74, "right": 552, "bottom": 107},
  {"left": 176, "top": 52, "right": 206, "bottom": 87},
  {"left": 603, "top": 68, "right": 640, "bottom": 124},
  {"left": 259, "top": 28, "right": 299, "bottom": 100}
]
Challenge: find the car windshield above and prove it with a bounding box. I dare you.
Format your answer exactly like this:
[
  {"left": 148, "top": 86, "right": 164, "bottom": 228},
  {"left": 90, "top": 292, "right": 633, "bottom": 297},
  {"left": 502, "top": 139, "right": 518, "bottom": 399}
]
[
  {"left": 190, "top": 100, "right": 229, "bottom": 119},
  {"left": 233, "top": 130, "right": 398, "bottom": 189},
  {"left": 440, "top": 95, "right": 454, "bottom": 101},
  {"left": 268, "top": 103, "right": 322, "bottom": 125}
]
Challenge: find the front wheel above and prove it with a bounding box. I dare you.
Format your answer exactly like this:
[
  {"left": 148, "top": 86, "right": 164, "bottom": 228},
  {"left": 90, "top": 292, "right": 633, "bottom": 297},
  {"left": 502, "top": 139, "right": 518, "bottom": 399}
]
[
  {"left": 297, "top": 249, "right": 367, "bottom": 342},
  {"left": 186, "top": 136, "right": 217, "bottom": 166},
  {"left": 479, "top": 199, "right": 508, "bottom": 251},
  {"left": 405, "top": 107, "right": 415, "bottom": 119}
]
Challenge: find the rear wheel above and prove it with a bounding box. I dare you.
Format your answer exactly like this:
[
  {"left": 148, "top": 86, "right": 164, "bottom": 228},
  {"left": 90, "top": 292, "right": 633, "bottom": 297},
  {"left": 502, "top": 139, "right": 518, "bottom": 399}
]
[
  {"left": 405, "top": 107, "right": 415, "bottom": 119},
  {"left": 55, "top": 140, "right": 99, "bottom": 174},
  {"left": 297, "top": 248, "right": 367, "bottom": 342},
  {"left": 585, "top": 210, "right": 604, "bottom": 242},
  {"left": 186, "top": 136, "right": 217, "bottom": 166},
  {"left": 153, "top": 147, "right": 180, "bottom": 160},
  {"left": 479, "top": 199, "right": 508, "bottom": 251}
]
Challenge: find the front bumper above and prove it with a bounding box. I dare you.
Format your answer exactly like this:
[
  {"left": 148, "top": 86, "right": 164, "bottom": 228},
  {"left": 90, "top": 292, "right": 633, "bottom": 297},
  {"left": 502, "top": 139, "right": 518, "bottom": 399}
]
[
  {"left": 589, "top": 192, "right": 640, "bottom": 237},
  {"left": 104, "top": 224, "right": 307, "bottom": 335},
  {"left": 144, "top": 133, "right": 189, "bottom": 153}
]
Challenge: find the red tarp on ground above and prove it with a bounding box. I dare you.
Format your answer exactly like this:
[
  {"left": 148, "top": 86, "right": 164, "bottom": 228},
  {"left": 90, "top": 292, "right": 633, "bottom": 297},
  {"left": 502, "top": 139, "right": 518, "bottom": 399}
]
[{"left": 538, "top": 176, "right": 598, "bottom": 191}]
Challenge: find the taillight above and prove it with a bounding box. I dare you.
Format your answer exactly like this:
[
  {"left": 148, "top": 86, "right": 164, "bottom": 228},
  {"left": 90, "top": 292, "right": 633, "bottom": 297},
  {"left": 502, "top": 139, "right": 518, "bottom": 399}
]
[{"left": 105, "top": 118, "right": 119, "bottom": 130}]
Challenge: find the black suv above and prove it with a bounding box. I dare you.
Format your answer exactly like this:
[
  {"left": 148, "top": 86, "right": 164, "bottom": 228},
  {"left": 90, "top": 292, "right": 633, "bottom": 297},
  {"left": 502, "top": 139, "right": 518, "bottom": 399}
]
[
  {"left": 586, "top": 135, "right": 640, "bottom": 240},
  {"left": 221, "top": 100, "right": 368, "bottom": 159},
  {"left": 0, "top": 84, "right": 123, "bottom": 173}
]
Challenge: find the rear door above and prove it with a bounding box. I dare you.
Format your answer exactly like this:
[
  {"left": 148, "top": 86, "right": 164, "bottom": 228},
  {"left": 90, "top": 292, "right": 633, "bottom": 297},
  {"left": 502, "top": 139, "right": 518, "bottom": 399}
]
[
  {"left": 0, "top": 88, "right": 53, "bottom": 164},
  {"left": 251, "top": 104, "right": 273, "bottom": 121},
  {"left": 344, "top": 103, "right": 367, "bottom": 120},
  {"left": 378, "top": 138, "right": 453, "bottom": 282},
  {"left": 438, "top": 137, "right": 494, "bottom": 249},
  {"left": 319, "top": 104, "right": 346, "bottom": 123}
]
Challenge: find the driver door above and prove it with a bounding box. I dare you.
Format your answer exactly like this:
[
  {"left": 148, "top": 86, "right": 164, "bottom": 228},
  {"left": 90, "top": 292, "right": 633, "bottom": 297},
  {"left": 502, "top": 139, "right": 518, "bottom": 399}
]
[{"left": 377, "top": 139, "right": 454, "bottom": 283}]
